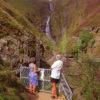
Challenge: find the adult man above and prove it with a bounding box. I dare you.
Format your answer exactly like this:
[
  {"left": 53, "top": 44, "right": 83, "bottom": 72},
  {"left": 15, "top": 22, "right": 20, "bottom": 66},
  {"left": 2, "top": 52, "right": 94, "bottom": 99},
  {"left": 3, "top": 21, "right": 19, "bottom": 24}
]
[{"left": 50, "top": 54, "right": 63, "bottom": 99}]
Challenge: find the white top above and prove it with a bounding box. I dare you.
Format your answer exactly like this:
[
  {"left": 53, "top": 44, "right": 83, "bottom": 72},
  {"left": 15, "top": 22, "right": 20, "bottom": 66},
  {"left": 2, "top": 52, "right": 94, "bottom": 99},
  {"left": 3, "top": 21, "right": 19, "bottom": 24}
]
[
  {"left": 40, "top": 69, "right": 45, "bottom": 80},
  {"left": 29, "top": 63, "right": 35, "bottom": 72},
  {"left": 51, "top": 60, "right": 63, "bottom": 79}
]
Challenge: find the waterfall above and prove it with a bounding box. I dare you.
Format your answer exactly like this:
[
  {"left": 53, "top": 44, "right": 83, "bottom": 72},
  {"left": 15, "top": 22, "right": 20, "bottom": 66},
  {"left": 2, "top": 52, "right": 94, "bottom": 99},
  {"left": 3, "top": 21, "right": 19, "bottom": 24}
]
[
  {"left": 45, "top": 0, "right": 53, "bottom": 40},
  {"left": 49, "top": 0, "right": 53, "bottom": 11},
  {"left": 45, "top": 16, "right": 51, "bottom": 38}
]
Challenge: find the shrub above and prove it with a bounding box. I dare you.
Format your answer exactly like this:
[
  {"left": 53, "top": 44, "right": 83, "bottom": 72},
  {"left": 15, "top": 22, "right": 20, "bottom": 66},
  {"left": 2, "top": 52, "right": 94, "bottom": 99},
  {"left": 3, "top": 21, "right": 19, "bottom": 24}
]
[{"left": 78, "top": 30, "right": 93, "bottom": 52}]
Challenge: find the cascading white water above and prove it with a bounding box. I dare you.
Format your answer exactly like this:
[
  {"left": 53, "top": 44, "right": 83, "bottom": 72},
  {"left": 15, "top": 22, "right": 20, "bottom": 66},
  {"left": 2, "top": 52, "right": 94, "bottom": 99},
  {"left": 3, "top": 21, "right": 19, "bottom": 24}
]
[
  {"left": 45, "top": 16, "right": 51, "bottom": 38},
  {"left": 45, "top": 0, "right": 53, "bottom": 39},
  {"left": 49, "top": 0, "right": 53, "bottom": 11}
]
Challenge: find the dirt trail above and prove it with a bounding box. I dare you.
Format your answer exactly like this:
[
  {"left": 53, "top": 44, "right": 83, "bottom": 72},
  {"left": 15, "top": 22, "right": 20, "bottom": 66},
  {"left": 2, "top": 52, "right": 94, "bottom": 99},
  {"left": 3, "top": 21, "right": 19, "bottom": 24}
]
[{"left": 27, "top": 92, "right": 64, "bottom": 100}]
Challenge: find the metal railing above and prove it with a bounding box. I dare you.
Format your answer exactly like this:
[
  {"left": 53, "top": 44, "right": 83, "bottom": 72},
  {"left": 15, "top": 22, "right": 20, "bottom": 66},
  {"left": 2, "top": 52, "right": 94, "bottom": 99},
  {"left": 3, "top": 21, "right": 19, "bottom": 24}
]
[
  {"left": 20, "top": 66, "right": 51, "bottom": 92},
  {"left": 60, "top": 73, "right": 73, "bottom": 100},
  {"left": 20, "top": 66, "right": 73, "bottom": 100}
]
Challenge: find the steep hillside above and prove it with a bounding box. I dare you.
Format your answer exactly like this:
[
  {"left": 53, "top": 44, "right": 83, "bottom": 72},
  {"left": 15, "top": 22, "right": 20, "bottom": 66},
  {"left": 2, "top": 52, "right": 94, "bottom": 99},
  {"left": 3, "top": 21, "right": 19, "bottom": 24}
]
[
  {"left": 0, "top": 0, "right": 54, "bottom": 70},
  {"left": 0, "top": 0, "right": 54, "bottom": 99},
  {"left": 5, "top": 0, "right": 49, "bottom": 33},
  {"left": 0, "top": 0, "right": 36, "bottom": 63},
  {"left": 52, "top": 0, "right": 100, "bottom": 56},
  {"left": 4, "top": 0, "right": 100, "bottom": 41},
  {"left": 0, "top": 1, "right": 35, "bottom": 99},
  {"left": 51, "top": 0, "right": 100, "bottom": 39},
  {"left": 51, "top": 0, "right": 100, "bottom": 100}
]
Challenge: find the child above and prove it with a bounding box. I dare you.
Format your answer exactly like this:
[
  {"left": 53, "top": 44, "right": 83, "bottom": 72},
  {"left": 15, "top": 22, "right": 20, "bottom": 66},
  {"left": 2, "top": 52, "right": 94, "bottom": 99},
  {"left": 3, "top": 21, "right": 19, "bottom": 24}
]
[{"left": 29, "top": 58, "right": 39, "bottom": 94}]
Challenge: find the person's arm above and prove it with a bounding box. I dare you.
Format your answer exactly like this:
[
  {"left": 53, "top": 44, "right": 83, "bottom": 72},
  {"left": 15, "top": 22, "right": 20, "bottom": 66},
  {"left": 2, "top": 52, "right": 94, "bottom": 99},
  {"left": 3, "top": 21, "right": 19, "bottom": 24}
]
[
  {"left": 34, "top": 64, "right": 40, "bottom": 72},
  {"left": 60, "top": 62, "right": 63, "bottom": 72}
]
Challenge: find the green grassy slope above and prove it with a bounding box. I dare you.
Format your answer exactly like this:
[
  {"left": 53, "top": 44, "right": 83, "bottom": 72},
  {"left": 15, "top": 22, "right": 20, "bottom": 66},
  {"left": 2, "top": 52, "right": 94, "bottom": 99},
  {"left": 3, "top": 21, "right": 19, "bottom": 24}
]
[
  {"left": 5, "top": 0, "right": 49, "bottom": 32},
  {"left": 4, "top": 0, "right": 34, "bottom": 14}
]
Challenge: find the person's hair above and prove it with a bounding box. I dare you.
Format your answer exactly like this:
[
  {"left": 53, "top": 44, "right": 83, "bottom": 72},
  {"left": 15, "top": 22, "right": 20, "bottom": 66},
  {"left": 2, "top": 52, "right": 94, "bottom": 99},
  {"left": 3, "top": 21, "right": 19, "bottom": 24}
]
[
  {"left": 56, "top": 54, "right": 61, "bottom": 60},
  {"left": 29, "top": 57, "right": 35, "bottom": 63}
]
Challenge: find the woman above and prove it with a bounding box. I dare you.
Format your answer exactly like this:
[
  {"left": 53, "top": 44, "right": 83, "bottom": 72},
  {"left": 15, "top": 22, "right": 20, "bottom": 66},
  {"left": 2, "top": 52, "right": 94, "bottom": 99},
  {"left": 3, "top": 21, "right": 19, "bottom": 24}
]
[{"left": 28, "top": 58, "right": 39, "bottom": 94}]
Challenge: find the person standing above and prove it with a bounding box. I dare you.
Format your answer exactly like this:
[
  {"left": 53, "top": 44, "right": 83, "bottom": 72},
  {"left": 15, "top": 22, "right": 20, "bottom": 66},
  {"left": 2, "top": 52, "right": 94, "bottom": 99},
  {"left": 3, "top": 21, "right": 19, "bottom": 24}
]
[
  {"left": 28, "top": 58, "right": 39, "bottom": 95},
  {"left": 50, "top": 54, "right": 63, "bottom": 99}
]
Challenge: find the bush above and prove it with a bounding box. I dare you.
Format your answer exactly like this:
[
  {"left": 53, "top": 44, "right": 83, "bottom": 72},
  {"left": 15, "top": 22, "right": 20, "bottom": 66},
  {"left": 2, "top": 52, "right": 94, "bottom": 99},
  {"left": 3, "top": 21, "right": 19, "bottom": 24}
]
[{"left": 78, "top": 30, "right": 93, "bottom": 51}]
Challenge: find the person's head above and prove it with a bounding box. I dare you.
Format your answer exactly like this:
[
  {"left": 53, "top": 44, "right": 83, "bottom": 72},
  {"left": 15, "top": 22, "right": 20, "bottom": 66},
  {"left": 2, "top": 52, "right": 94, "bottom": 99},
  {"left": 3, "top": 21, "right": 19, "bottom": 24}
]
[{"left": 56, "top": 54, "right": 61, "bottom": 60}]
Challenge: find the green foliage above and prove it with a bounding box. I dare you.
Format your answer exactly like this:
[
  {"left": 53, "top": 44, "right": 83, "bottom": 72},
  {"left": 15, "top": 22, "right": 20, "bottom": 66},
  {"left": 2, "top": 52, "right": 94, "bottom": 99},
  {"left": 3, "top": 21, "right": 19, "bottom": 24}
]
[
  {"left": 0, "top": 60, "right": 11, "bottom": 70},
  {"left": 80, "top": 56, "right": 100, "bottom": 100},
  {"left": 58, "top": 30, "right": 93, "bottom": 57},
  {"left": 59, "top": 34, "right": 68, "bottom": 54},
  {"left": 78, "top": 31, "right": 93, "bottom": 51},
  {"left": 19, "top": 48, "right": 25, "bottom": 54},
  {"left": 59, "top": 34, "right": 78, "bottom": 57},
  {"left": 5, "top": 0, "right": 36, "bottom": 15},
  {"left": 71, "top": 31, "right": 94, "bottom": 59},
  {"left": 0, "top": 70, "right": 28, "bottom": 100}
]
